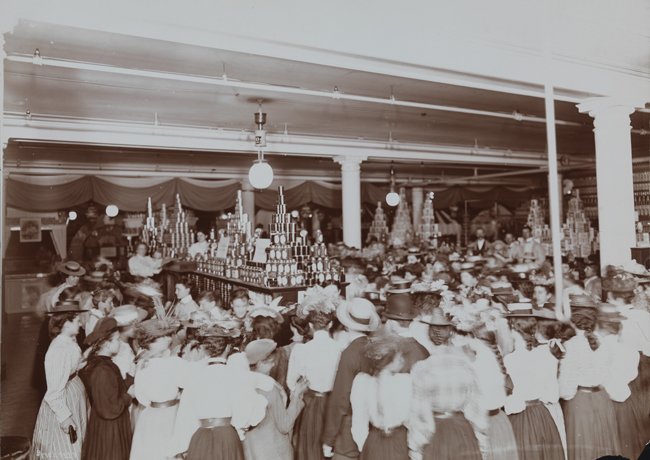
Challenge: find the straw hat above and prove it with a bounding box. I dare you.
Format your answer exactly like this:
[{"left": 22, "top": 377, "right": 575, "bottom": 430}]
[
  {"left": 569, "top": 294, "right": 597, "bottom": 309},
  {"left": 58, "top": 261, "right": 86, "bottom": 277},
  {"left": 596, "top": 303, "right": 625, "bottom": 322},
  {"left": 109, "top": 305, "right": 148, "bottom": 326},
  {"left": 336, "top": 298, "right": 381, "bottom": 332},
  {"left": 181, "top": 310, "right": 214, "bottom": 329},
  {"left": 245, "top": 339, "right": 277, "bottom": 365},
  {"left": 84, "top": 271, "right": 106, "bottom": 283},
  {"left": 387, "top": 278, "right": 412, "bottom": 293},
  {"left": 48, "top": 299, "right": 88, "bottom": 314},
  {"left": 602, "top": 276, "right": 638, "bottom": 293},
  {"left": 136, "top": 318, "right": 181, "bottom": 341}
]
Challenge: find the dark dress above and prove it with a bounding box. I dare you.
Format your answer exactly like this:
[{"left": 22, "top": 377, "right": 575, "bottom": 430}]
[
  {"left": 399, "top": 337, "right": 430, "bottom": 373},
  {"left": 79, "top": 355, "right": 133, "bottom": 460}
]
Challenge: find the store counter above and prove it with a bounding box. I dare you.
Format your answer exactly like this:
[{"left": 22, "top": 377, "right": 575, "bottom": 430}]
[{"left": 164, "top": 267, "right": 308, "bottom": 307}]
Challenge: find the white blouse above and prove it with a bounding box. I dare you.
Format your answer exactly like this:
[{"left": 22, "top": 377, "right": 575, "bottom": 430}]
[
  {"left": 619, "top": 307, "right": 650, "bottom": 357},
  {"left": 286, "top": 330, "right": 342, "bottom": 392},
  {"left": 504, "top": 337, "right": 559, "bottom": 414},
  {"left": 128, "top": 254, "right": 162, "bottom": 278},
  {"left": 172, "top": 295, "right": 199, "bottom": 322},
  {"left": 112, "top": 341, "right": 135, "bottom": 380},
  {"left": 350, "top": 373, "right": 412, "bottom": 451},
  {"left": 169, "top": 357, "right": 267, "bottom": 457},
  {"left": 134, "top": 355, "right": 189, "bottom": 406},
  {"left": 44, "top": 335, "right": 83, "bottom": 423},
  {"left": 471, "top": 340, "right": 507, "bottom": 411},
  {"left": 593, "top": 334, "right": 639, "bottom": 402},
  {"left": 558, "top": 331, "right": 601, "bottom": 400}
]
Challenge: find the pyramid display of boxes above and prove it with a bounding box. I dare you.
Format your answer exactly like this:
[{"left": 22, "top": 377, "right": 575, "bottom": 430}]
[
  {"left": 159, "top": 194, "right": 198, "bottom": 258},
  {"left": 416, "top": 193, "right": 440, "bottom": 243},
  {"left": 561, "top": 192, "right": 596, "bottom": 258},
  {"left": 390, "top": 187, "right": 413, "bottom": 248},
  {"left": 366, "top": 201, "right": 390, "bottom": 243},
  {"left": 526, "top": 199, "right": 552, "bottom": 256}
]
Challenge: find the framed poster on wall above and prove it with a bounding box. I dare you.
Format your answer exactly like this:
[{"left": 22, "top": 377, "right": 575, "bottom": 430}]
[{"left": 19, "top": 218, "right": 42, "bottom": 243}]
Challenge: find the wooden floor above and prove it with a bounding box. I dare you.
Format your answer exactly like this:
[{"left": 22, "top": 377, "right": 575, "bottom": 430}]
[{"left": 2, "top": 313, "right": 45, "bottom": 440}]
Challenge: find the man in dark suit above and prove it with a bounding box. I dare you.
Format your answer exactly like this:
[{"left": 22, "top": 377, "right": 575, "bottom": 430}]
[
  {"left": 322, "top": 299, "right": 380, "bottom": 460},
  {"left": 468, "top": 228, "right": 491, "bottom": 256},
  {"left": 381, "top": 293, "right": 429, "bottom": 372}
]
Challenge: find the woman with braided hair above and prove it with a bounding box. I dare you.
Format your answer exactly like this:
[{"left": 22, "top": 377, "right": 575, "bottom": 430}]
[
  {"left": 503, "top": 309, "right": 563, "bottom": 460},
  {"left": 558, "top": 296, "right": 620, "bottom": 460},
  {"left": 350, "top": 335, "right": 411, "bottom": 460},
  {"left": 470, "top": 324, "right": 518, "bottom": 460}
]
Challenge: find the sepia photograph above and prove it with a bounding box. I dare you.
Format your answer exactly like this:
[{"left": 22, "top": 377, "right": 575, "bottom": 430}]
[{"left": 1, "top": 0, "right": 649, "bottom": 459}]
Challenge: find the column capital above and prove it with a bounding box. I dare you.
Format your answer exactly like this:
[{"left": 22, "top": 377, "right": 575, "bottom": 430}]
[
  {"left": 334, "top": 154, "right": 368, "bottom": 167},
  {"left": 240, "top": 180, "right": 255, "bottom": 192},
  {"left": 577, "top": 96, "right": 646, "bottom": 117}
]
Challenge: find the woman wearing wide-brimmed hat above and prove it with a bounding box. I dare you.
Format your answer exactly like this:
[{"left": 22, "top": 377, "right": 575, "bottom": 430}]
[
  {"left": 79, "top": 317, "right": 133, "bottom": 460},
  {"left": 503, "top": 306, "right": 564, "bottom": 460},
  {"left": 558, "top": 296, "right": 621, "bottom": 460},
  {"left": 109, "top": 305, "right": 148, "bottom": 380},
  {"left": 350, "top": 335, "right": 411, "bottom": 460},
  {"left": 31, "top": 300, "right": 90, "bottom": 460},
  {"left": 37, "top": 261, "right": 87, "bottom": 316},
  {"left": 130, "top": 318, "right": 188, "bottom": 460}
]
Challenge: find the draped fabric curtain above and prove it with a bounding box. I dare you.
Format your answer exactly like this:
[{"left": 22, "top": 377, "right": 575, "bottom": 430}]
[
  {"left": 49, "top": 225, "right": 68, "bottom": 258},
  {"left": 6, "top": 174, "right": 533, "bottom": 212}
]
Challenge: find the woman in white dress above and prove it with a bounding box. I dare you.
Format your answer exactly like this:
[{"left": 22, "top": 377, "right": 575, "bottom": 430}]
[
  {"left": 31, "top": 302, "right": 90, "bottom": 460},
  {"left": 350, "top": 336, "right": 411, "bottom": 460},
  {"left": 130, "top": 318, "right": 188, "bottom": 460}
]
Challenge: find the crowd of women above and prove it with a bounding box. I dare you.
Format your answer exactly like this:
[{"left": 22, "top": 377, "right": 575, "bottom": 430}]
[{"left": 29, "top": 249, "right": 650, "bottom": 460}]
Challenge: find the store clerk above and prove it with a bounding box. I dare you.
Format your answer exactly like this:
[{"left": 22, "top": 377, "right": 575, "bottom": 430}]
[
  {"left": 188, "top": 231, "right": 209, "bottom": 259},
  {"left": 128, "top": 243, "right": 163, "bottom": 279},
  {"left": 167, "top": 276, "right": 199, "bottom": 322}
]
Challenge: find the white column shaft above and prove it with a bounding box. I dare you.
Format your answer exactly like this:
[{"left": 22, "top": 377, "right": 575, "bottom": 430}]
[
  {"left": 412, "top": 187, "right": 424, "bottom": 233},
  {"left": 241, "top": 181, "right": 256, "bottom": 228},
  {"left": 578, "top": 98, "right": 640, "bottom": 269},
  {"left": 336, "top": 156, "right": 365, "bottom": 248}
]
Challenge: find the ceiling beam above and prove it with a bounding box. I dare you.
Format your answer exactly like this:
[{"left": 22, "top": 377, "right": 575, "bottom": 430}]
[{"left": 2, "top": 115, "right": 552, "bottom": 167}]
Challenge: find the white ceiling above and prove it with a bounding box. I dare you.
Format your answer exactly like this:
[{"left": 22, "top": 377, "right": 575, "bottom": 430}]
[{"left": 2, "top": 1, "right": 649, "bottom": 183}]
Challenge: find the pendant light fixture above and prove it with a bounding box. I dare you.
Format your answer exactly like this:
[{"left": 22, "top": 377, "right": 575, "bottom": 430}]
[
  {"left": 386, "top": 163, "right": 400, "bottom": 206},
  {"left": 248, "top": 101, "right": 274, "bottom": 189}
]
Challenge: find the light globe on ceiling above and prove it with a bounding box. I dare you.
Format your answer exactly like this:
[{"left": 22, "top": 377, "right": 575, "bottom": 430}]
[
  {"left": 249, "top": 160, "right": 273, "bottom": 189},
  {"left": 386, "top": 191, "right": 400, "bottom": 206},
  {"left": 68, "top": 211, "right": 77, "bottom": 221},
  {"left": 106, "top": 205, "right": 119, "bottom": 217}
]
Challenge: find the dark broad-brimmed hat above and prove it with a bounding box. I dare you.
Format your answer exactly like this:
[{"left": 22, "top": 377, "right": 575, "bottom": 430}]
[
  {"left": 337, "top": 298, "right": 381, "bottom": 332},
  {"left": 364, "top": 290, "right": 384, "bottom": 306},
  {"left": 109, "top": 305, "right": 148, "bottom": 326},
  {"left": 58, "top": 261, "right": 86, "bottom": 277},
  {"left": 569, "top": 294, "right": 597, "bottom": 309},
  {"left": 420, "top": 308, "right": 451, "bottom": 326},
  {"left": 84, "top": 317, "right": 118, "bottom": 345},
  {"left": 531, "top": 307, "right": 558, "bottom": 320},
  {"left": 382, "top": 294, "right": 418, "bottom": 321},
  {"left": 596, "top": 303, "right": 625, "bottom": 322},
  {"left": 196, "top": 322, "right": 241, "bottom": 339},
  {"left": 245, "top": 339, "right": 277, "bottom": 365},
  {"left": 48, "top": 299, "right": 88, "bottom": 314}
]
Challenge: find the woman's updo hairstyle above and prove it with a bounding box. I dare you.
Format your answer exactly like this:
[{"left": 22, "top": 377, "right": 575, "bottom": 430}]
[
  {"left": 364, "top": 336, "right": 403, "bottom": 376},
  {"left": 48, "top": 313, "right": 80, "bottom": 339},
  {"left": 571, "top": 307, "right": 599, "bottom": 351},
  {"left": 507, "top": 316, "right": 539, "bottom": 351}
]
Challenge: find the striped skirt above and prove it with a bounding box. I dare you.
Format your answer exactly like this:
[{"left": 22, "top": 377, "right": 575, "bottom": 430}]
[
  {"left": 30, "top": 376, "right": 89, "bottom": 460},
  {"left": 293, "top": 390, "right": 329, "bottom": 460},
  {"left": 485, "top": 409, "right": 519, "bottom": 460},
  {"left": 561, "top": 389, "right": 621, "bottom": 460},
  {"left": 422, "top": 412, "right": 482, "bottom": 460},
  {"left": 508, "top": 404, "right": 564, "bottom": 460}
]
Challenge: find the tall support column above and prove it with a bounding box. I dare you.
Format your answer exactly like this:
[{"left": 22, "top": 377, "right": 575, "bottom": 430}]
[
  {"left": 412, "top": 187, "right": 424, "bottom": 234},
  {"left": 241, "top": 180, "right": 256, "bottom": 229},
  {"left": 578, "top": 97, "right": 645, "bottom": 269},
  {"left": 335, "top": 155, "right": 367, "bottom": 249}
]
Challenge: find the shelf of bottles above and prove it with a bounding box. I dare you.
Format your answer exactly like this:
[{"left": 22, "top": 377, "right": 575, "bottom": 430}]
[
  {"left": 571, "top": 177, "right": 598, "bottom": 220},
  {"left": 634, "top": 161, "right": 650, "bottom": 245}
]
